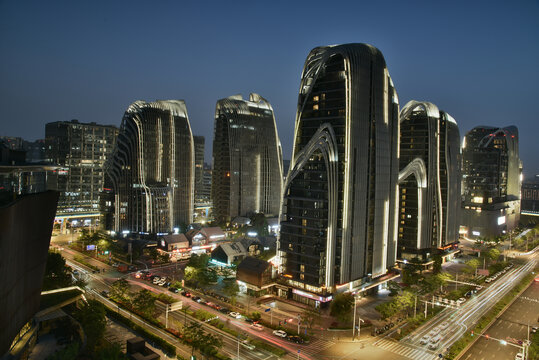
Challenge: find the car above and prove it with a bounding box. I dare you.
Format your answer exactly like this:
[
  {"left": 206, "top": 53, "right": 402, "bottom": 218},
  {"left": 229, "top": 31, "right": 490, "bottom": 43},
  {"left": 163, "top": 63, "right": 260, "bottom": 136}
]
[
  {"left": 535, "top": 275, "right": 539, "bottom": 282},
  {"left": 219, "top": 307, "right": 230, "bottom": 314},
  {"left": 158, "top": 279, "right": 167, "bottom": 286},
  {"left": 420, "top": 335, "right": 430, "bottom": 345},
  {"left": 191, "top": 296, "right": 201, "bottom": 302},
  {"left": 251, "top": 323, "right": 264, "bottom": 331},
  {"left": 100, "top": 290, "right": 110, "bottom": 298},
  {"left": 229, "top": 312, "right": 242, "bottom": 319},
  {"left": 428, "top": 328, "right": 440, "bottom": 337},
  {"left": 485, "top": 278, "right": 492, "bottom": 283},
  {"left": 168, "top": 287, "right": 180, "bottom": 293},
  {"left": 287, "top": 335, "right": 304, "bottom": 344},
  {"left": 243, "top": 317, "right": 254, "bottom": 324},
  {"left": 515, "top": 353, "right": 524, "bottom": 360},
  {"left": 531, "top": 326, "right": 538, "bottom": 333},
  {"left": 457, "top": 297, "right": 466, "bottom": 305},
  {"left": 439, "top": 322, "right": 449, "bottom": 331},
  {"left": 240, "top": 340, "right": 255, "bottom": 350},
  {"left": 198, "top": 298, "right": 206, "bottom": 304},
  {"left": 152, "top": 277, "right": 160, "bottom": 284},
  {"left": 273, "top": 330, "right": 287, "bottom": 338},
  {"left": 181, "top": 291, "right": 191, "bottom": 297},
  {"left": 428, "top": 342, "right": 439, "bottom": 350}
]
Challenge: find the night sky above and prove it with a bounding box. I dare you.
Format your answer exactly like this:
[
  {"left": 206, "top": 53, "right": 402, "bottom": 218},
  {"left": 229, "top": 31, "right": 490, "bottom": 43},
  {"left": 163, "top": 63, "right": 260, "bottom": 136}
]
[{"left": 1, "top": 0, "right": 538, "bottom": 177}]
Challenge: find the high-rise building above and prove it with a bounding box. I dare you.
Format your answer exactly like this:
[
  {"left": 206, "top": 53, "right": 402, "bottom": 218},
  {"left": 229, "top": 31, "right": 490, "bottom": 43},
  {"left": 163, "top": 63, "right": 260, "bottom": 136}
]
[
  {"left": 461, "top": 126, "right": 521, "bottom": 238},
  {"left": 278, "top": 44, "right": 399, "bottom": 305},
  {"left": 45, "top": 120, "right": 118, "bottom": 215},
  {"left": 521, "top": 175, "right": 539, "bottom": 216},
  {"left": 211, "top": 93, "right": 283, "bottom": 223},
  {"left": 104, "top": 100, "right": 194, "bottom": 235},
  {"left": 193, "top": 136, "right": 205, "bottom": 205},
  {"left": 397, "top": 101, "right": 461, "bottom": 261}
]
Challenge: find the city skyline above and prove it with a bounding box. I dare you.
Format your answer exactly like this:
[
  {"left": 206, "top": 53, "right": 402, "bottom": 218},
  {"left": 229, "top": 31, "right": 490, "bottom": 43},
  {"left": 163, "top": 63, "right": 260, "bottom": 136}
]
[{"left": 1, "top": 1, "right": 538, "bottom": 178}]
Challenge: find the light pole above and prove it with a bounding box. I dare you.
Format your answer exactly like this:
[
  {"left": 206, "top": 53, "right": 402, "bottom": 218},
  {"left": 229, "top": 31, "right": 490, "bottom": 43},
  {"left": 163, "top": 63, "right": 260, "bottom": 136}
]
[
  {"left": 357, "top": 317, "right": 364, "bottom": 340},
  {"left": 237, "top": 335, "right": 240, "bottom": 360}
]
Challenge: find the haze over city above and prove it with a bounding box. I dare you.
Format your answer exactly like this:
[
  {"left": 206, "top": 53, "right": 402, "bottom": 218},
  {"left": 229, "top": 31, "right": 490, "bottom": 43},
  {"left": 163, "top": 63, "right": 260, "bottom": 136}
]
[{"left": 1, "top": 0, "right": 538, "bottom": 176}]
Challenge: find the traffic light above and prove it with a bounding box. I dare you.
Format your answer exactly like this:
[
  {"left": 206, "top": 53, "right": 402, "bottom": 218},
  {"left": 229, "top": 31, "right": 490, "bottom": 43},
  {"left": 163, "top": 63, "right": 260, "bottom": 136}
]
[{"left": 471, "top": 331, "right": 474, "bottom": 337}]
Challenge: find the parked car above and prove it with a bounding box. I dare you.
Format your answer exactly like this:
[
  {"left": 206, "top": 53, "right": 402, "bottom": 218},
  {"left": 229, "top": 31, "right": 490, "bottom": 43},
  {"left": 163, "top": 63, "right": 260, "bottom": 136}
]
[
  {"left": 428, "top": 341, "right": 439, "bottom": 350},
  {"left": 168, "top": 287, "right": 180, "bottom": 293},
  {"left": 251, "top": 323, "right": 263, "bottom": 331},
  {"left": 219, "top": 307, "right": 230, "bottom": 314},
  {"left": 287, "top": 335, "right": 304, "bottom": 344},
  {"left": 515, "top": 353, "right": 524, "bottom": 360},
  {"left": 192, "top": 296, "right": 201, "bottom": 302},
  {"left": 229, "top": 312, "right": 242, "bottom": 319},
  {"left": 181, "top": 291, "right": 191, "bottom": 297},
  {"left": 420, "top": 335, "right": 430, "bottom": 345},
  {"left": 243, "top": 317, "right": 254, "bottom": 324},
  {"left": 457, "top": 297, "right": 466, "bottom": 304},
  {"left": 100, "top": 290, "right": 110, "bottom": 298},
  {"left": 531, "top": 326, "right": 538, "bottom": 333},
  {"left": 273, "top": 330, "right": 287, "bottom": 338}
]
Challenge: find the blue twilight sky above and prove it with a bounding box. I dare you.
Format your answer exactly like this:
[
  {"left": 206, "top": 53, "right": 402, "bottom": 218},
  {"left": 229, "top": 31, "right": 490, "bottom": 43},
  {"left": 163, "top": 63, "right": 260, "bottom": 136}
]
[{"left": 1, "top": 0, "right": 538, "bottom": 177}]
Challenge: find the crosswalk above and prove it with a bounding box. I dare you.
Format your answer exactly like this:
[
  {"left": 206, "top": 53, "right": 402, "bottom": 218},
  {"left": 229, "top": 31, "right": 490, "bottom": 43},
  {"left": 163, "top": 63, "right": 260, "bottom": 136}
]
[
  {"left": 300, "top": 337, "right": 335, "bottom": 357},
  {"left": 374, "top": 338, "right": 436, "bottom": 360}
]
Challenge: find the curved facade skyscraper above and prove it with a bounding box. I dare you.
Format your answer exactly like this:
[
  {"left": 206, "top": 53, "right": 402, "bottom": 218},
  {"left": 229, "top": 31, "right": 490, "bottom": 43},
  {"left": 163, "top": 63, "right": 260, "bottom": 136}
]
[
  {"left": 104, "top": 100, "right": 194, "bottom": 234},
  {"left": 398, "top": 101, "right": 461, "bottom": 261},
  {"left": 212, "top": 93, "right": 283, "bottom": 223},
  {"left": 461, "top": 126, "right": 520, "bottom": 237},
  {"left": 279, "top": 44, "right": 400, "bottom": 305}
]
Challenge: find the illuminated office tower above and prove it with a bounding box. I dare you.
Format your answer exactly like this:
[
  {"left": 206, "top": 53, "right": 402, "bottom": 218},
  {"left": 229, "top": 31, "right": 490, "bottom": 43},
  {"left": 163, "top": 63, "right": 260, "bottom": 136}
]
[
  {"left": 104, "top": 100, "right": 194, "bottom": 234},
  {"left": 279, "top": 44, "right": 400, "bottom": 305},
  {"left": 397, "top": 101, "right": 461, "bottom": 261},
  {"left": 45, "top": 120, "right": 118, "bottom": 215},
  {"left": 212, "top": 93, "right": 283, "bottom": 223},
  {"left": 461, "top": 126, "right": 521, "bottom": 238}
]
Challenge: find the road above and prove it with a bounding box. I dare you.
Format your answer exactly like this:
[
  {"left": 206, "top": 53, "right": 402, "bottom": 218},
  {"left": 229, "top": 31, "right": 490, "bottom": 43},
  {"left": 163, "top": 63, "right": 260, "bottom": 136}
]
[
  {"left": 59, "top": 246, "right": 313, "bottom": 359},
  {"left": 460, "top": 278, "right": 539, "bottom": 360},
  {"left": 372, "top": 246, "right": 538, "bottom": 360}
]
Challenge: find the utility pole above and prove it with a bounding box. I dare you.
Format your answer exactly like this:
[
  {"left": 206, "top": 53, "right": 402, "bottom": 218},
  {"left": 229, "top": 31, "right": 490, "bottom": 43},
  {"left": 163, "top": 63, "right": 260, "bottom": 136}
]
[
  {"left": 414, "top": 295, "right": 417, "bottom": 318},
  {"left": 352, "top": 296, "right": 357, "bottom": 340},
  {"left": 237, "top": 335, "right": 240, "bottom": 360},
  {"left": 297, "top": 315, "right": 301, "bottom": 335}
]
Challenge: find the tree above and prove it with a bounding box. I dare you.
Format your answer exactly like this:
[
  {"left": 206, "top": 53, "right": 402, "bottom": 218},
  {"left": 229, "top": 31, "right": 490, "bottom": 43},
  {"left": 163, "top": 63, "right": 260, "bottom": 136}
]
[
  {"left": 251, "top": 311, "right": 261, "bottom": 321},
  {"left": 302, "top": 307, "right": 321, "bottom": 330},
  {"left": 187, "top": 253, "right": 210, "bottom": 269},
  {"left": 463, "top": 258, "right": 480, "bottom": 275},
  {"left": 42, "top": 251, "right": 73, "bottom": 290},
  {"left": 183, "top": 322, "right": 222, "bottom": 357},
  {"left": 432, "top": 254, "right": 442, "bottom": 274},
  {"left": 250, "top": 213, "right": 269, "bottom": 236},
  {"left": 387, "top": 280, "right": 400, "bottom": 296},
  {"left": 78, "top": 300, "right": 107, "bottom": 352},
  {"left": 330, "top": 293, "right": 354, "bottom": 323},
  {"left": 132, "top": 289, "right": 156, "bottom": 317},
  {"left": 488, "top": 248, "right": 501, "bottom": 262},
  {"left": 148, "top": 248, "right": 159, "bottom": 262},
  {"left": 222, "top": 279, "right": 240, "bottom": 300},
  {"left": 110, "top": 278, "right": 130, "bottom": 303}
]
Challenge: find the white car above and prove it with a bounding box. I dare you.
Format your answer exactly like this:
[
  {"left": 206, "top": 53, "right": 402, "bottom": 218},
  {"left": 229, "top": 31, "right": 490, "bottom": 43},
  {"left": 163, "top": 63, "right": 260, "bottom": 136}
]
[
  {"left": 251, "top": 323, "right": 263, "bottom": 331},
  {"left": 515, "top": 353, "right": 524, "bottom": 360},
  {"left": 458, "top": 297, "right": 466, "bottom": 304},
  {"left": 152, "top": 277, "right": 160, "bottom": 284},
  {"left": 228, "top": 312, "right": 242, "bottom": 319},
  {"left": 439, "top": 322, "right": 449, "bottom": 330},
  {"left": 429, "top": 327, "right": 440, "bottom": 337},
  {"left": 240, "top": 340, "right": 255, "bottom": 350},
  {"left": 428, "top": 342, "right": 439, "bottom": 350},
  {"left": 273, "top": 330, "right": 287, "bottom": 338},
  {"left": 420, "top": 335, "right": 430, "bottom": 345}
]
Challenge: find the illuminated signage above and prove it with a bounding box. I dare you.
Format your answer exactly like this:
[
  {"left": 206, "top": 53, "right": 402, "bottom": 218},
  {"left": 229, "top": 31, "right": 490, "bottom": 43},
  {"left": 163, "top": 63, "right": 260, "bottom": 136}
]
[
  {"left": 292, "top": 289, "right": 333, "bottom": 302},
  {"left": 497, "top": 216, "right": 506, "bottom": 225}
]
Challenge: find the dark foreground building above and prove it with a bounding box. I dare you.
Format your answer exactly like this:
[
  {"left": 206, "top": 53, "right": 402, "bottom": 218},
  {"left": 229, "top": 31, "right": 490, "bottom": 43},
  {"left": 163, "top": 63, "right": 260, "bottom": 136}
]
[
  {"left": 279, "top": 43, "right": 400, "bottom": 306},
  {"left": 212, "top": 93, "right": 283, "bottom": 223},
  {"left": 0, "top": 190, "right": 59, "bottom": 355},
  {"left": 104, "top": 100, "right": 194, "bottom": 235},
  {"left": 461, "top": 126, "right": 521, "bottom": 238},
  {"left": 398, "top": 101, "right": 461, "bottom": 261}
]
